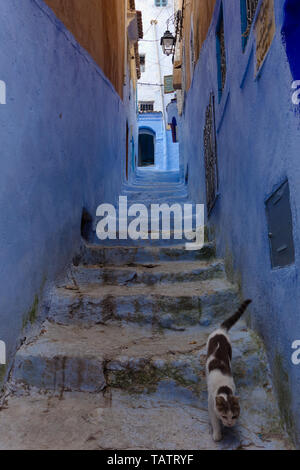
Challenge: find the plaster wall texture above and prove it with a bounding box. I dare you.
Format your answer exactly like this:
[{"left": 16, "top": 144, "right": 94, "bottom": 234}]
[
  {"left": 0, "top": 0, "right": 128, "bottom": 376},
  {"left": 180, "top": 0, "right": 300, "bottom": 445},
  {"left": 136, "top": 0, "right": 175, "bottom": 119},
  {"left": 44, "top": 0, "right": 126, "bottom": 98}
]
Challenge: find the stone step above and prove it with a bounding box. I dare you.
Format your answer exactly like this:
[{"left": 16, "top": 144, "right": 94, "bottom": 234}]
[
  {"left": 122, "top": 180, "right": 185, "bottom": 188},
  {"left": 121, "top": 195, "right": 190, "bottom": 204},
  {"left": 47, "top": 278, "right": 238, "bottom": 328},
  {"left": 11, "top": 321, "right": 266, "bottom": 396},
  {"left": 134, "top": 172, "right": 181, "bottom": 182},
  {"left": 90, "top": 231, "right": 202, "bottom": 247},
  {"left": 77, "top": 242, "right": 216, "bottom": 266},
  {"left": 0, "top": 387, "right": 290, "bottom": 450},
  {"left": 121, "top": 186, "right": 187, "bottom": 193},
  {"left": 11, "top": 322, "right": 207, "bottom": 393},
  {"left": 63, "top": 260, "right": 225, "bottom": 287}
]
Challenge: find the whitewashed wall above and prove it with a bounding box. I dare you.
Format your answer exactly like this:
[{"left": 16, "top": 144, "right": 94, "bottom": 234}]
[{"left": 136, "top": 0, "right": 176, "bottom": 123}]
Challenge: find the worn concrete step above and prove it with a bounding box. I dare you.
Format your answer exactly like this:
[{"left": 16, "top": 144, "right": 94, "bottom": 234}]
[
  {"left": 121, "top": 187, "right": 188, "bottom": 196},
  {"left": 121, "top": 196, "right": 190, "bottom": 205},
  {"left": 11, "top": 321, "right": 267, "bottom": 396},
  {"left": 122, "top": 186, "right": 185, "bottom": 193},
  {"left": 90, "top": 231, "right": 203, "bottom": 247},
  {"left": 0, "top": 387, "right": 291, "bottom": 450},
  {"left": 11, "top": 322, "right": 207, "bottom": 393},
  {"left": 63, "top": 260, "right": 225, "bottom": 287},
  {"left": 77, "top": 242, "right": 216, "bottom": 266},
  {"left": 90, "top": 237, "right": 200, "bottom": 248},
  {"left": 134, "top": 171, "right": 181, "bottom": 182},
  {"left": 47, "top": 278, "right": 238, "bottom": 328},
  {"left": 124, "top": 181, "right": 183, "bottom": 189},
  {"left": 9, "top": 321, "right": 291, "bottom": 451},
  {"left": 106, "top": 325, "right": 274, "bottom": 395}
]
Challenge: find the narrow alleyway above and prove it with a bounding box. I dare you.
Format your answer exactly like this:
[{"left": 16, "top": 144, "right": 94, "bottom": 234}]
[{"left": 0, "top": 168, "right": 292, "bottom": 450}]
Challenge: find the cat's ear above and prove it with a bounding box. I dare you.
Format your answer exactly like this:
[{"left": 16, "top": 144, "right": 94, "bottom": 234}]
[{"left": 216, "top": 396, "right": 226, "bottom": 407}]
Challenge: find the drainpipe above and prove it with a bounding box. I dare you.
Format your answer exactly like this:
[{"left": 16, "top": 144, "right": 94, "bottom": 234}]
[
  {"left": 152, "top": 20, "right": 167, "bottom": 128},
  {"left": 152, "top": 19, "right": 168, "bottom": 169}
]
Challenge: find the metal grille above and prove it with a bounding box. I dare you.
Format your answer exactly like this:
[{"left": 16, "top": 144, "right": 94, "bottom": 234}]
[
  {"left": 204, "top": 94, "right": 218, "bottom": 214},
  {"left": 246, "top": 0, "right": 259, "bottom": 26},
  {"left": 243, "top": 0, "right": 259, "bottom": 40},
  {"left": 139, "top": 102, "right": 154, "bottom": 113},
  {"left": 217, "top": 13, "right": 226, "bottom": 95},
  {"left": 155, "top": 0, "right": 167, "bottom": 6}
]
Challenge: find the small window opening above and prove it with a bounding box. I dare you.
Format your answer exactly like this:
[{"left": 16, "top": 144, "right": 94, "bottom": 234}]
[
  {"left": 241, "top": 0, "right": 259, "bottom": 50},
  {"left": 216, "top": 4, "right": 227, "bottom": 101},
  {"left": 139, "top": 101, "right": 154, "bottom": 113},
  {"left": 140, "top": 54, "right": 145, "bottom": 73}
]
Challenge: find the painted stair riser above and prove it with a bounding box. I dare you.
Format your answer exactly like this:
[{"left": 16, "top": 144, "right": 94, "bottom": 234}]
[
  {"left": 48, "top": 289, "right": 238, "bottom": 328},
  {"left": 90, "top": 234, "right": 204, "bottom": 248},
  {"left": 12, "top": 355, "right": 106, "bottom": 393},
  {"left": 12, "top": 344, "right": 267, "bottom": 395},
  {"left": 66, "top": 263, "right": 225, "bottom": 287},
  {"left": 77, "top": 244, "right": 216, "bottom": 266},
  {"left": 106, "top": 351, "right": 266, "bottom": 394}
]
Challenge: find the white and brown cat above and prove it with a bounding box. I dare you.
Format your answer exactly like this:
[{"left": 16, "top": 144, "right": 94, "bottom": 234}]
[{"left": 206, "top": 299, "right": 252, "bottom": 442}]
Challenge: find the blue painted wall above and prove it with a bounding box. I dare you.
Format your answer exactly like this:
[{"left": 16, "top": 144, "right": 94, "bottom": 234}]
[
  {"left": 138, "top": 112, "right": 179, "bottom": 171},
  {"left": 0, "top": 0, "right": 128, "bottom": 374},
  {"left": 180, "top": 0, "right": 300, "bottom": 445}
]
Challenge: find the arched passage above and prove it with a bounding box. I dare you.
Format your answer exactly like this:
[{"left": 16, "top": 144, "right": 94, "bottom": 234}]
[{"left": 138, "top": 127, "right": 156, "bottom": 167}]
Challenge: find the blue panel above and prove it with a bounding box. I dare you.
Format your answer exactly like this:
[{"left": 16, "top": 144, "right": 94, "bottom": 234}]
[
  {"left": 266, "top": 181, "right": 295, "bottom": 269},
  {"left": 282, "top": 0, "right": 300, "bottom": 80}
]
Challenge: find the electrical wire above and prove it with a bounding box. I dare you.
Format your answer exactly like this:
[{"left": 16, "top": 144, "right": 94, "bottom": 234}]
[
  {"left": 143, "top": 8, "right": 166, "bottom": 38},
  {"left": 143, "top": 5, "right": 174, "bottom": 38}
]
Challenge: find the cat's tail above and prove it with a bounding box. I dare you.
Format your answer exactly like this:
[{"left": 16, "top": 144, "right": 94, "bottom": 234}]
[{"left": 221, "top": 299, "right": 252, "bottom": 331}]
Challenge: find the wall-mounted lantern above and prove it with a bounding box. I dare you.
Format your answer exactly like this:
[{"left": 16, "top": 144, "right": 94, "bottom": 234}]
[{"left": 160, "top": 30, "right": 175, "bottom": 56}]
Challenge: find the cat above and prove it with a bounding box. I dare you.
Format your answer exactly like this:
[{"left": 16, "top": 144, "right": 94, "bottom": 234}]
[{"left": 206, "top": 299, "right": 252, "bottom": 442}]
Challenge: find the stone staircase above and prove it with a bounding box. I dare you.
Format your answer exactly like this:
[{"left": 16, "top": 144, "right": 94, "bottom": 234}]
[
  {"left": 89, "top": 168, "right": 197, "bottom": 247},
  {"left": 0, "top": 170, "right": 292, "bottom": 450}
]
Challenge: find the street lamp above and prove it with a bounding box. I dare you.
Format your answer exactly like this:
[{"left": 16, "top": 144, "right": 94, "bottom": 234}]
[{"left": 160, "top": 30, "right": 175, "bottom": 56}]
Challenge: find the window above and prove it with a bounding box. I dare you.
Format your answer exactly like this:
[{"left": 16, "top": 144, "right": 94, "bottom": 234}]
[
  {"left": 139, "top": 101, "right": 154, "bottom": 113},
  {"left": 204, "top": 94, "right": 218, "bottom": 215},
  {"left": 190, "top": 20, "right": 195, "bottom": 75},
  {"left": 241, "top": 0, "right": 259, "bottom": 50},
  {"left": 155, "top": 0, "right": 168, "bottom": 7},
  {"left": 216, "top": 4, "right": 226, "bottom": 101},
  {"left": 139, "top": 54, "right": 145, "bottom": 73}
]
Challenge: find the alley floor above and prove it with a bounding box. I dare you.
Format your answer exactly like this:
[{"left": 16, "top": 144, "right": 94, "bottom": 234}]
[{"left": 0, "top": 169, "right": 293, "bottom": 450}]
